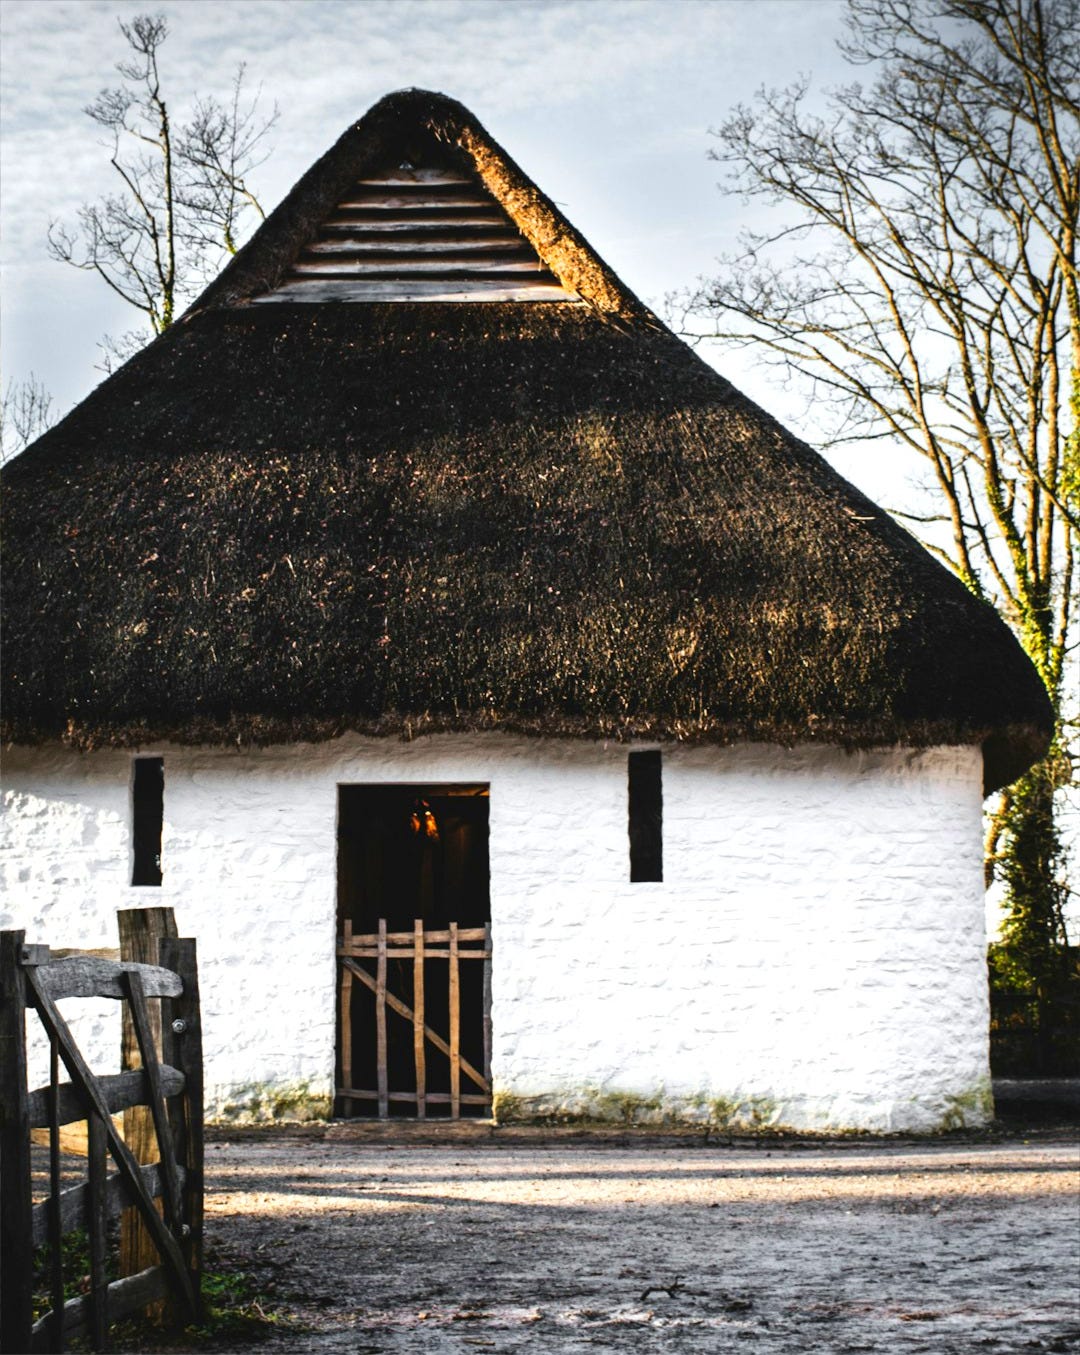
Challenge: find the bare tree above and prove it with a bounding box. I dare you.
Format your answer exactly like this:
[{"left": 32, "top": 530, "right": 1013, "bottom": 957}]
[
  {"left": 1, "top": 374, "right": 55, "bottom": 463},
  {"left": 48, "top": 13, "right": 276, "bottom": 367},
  {"left": 685, "top": 0, "right": 1078, "bottom": 1066},
  {"left": 176, "top": 66, "right": 272, "bottom": 258}
]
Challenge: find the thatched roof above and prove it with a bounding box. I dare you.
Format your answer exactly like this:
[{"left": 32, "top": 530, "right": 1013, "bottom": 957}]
[{"left": 1, "top": 90, "right": 1051, "bottom": 793}]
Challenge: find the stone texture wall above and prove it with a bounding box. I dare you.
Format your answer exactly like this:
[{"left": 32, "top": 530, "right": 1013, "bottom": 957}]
[{"left": 0, "top": 735, "right": 989, "bottom": 1130}]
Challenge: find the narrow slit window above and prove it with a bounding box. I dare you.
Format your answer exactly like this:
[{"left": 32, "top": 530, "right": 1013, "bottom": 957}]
[
  {"left": 628, "top": 750, "right": 663, "bottom": 883},
  {"left": 132, "top": 757, "right": 164, "bottom": 886}
]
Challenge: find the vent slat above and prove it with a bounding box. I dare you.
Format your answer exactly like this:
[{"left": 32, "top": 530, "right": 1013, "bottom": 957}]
[
  {"left": 337, "top": 191, "right": 492, "bottom": 210},
  {"left": 255, "top": 278, "right": 579, "bottom": 303},
  {"left": 356, "top": 168, "right": 472, "bottom": 185},
  {"left": 321, "top": 212, "right": 506, "bottom": 231},
  {"left": 290, "top": 261, "right": 554, "bottom": 279},
  {"left": 297, "top": 250, "right": 537, "bottom": 271},
  {"left": 306, "top": 233, "right": 526, "bottom": 254}
]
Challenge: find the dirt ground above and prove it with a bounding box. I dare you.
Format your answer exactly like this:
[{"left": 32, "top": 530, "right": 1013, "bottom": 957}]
[{"left": 194, "top": 1124, "right": 1080, "bottom": 1354}]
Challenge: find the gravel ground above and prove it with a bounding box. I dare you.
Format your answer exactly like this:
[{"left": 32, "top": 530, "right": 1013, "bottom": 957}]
[{"left": 196, "top": 1125, "right": 1080, "bottom": 1354}]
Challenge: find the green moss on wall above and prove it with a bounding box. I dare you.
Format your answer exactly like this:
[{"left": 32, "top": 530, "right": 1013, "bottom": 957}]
[
  {"left": 707, "top": 1095, "right": 779, "bottom": 1130},
  {"left": 214, "top": 1081, "right": 333, "bottom": 1124},
  {"left": 493, "top": 1086, "right": 780, "bottom": 1129},
  {"left": 936, "top": 1080, "right": 994, "bottom": 1131}
]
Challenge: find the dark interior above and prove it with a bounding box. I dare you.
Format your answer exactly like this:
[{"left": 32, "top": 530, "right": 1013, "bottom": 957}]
[
  {"left": 335, "top": 783, "right": 490, "bottom": 1117},
  {"left": 131, "top": 756, "right": 164, "bottom": 887},
  {"left": 628, "top": 750, "right": 663, "bottom": 883}
]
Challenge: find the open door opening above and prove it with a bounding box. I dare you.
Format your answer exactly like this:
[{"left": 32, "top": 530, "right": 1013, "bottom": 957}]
[{"left": 335, "top": 784, "right": 491, "bottom": 1118}]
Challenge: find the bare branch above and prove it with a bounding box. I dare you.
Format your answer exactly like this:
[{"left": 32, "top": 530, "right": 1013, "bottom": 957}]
[
  {"left": 48, "top": 12, "right": 275, "bottom": 340},
  {"left": 0, "top": 373, "right": 56, "bottom": 462}
]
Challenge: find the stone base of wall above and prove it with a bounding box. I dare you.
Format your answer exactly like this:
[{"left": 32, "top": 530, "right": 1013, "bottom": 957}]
[
  {"left": 491, "top": 1080, "right": 995, "bottom": 1135},
  {"left": 202, "top": 1077, "right": 994, "bottom": 1133}
]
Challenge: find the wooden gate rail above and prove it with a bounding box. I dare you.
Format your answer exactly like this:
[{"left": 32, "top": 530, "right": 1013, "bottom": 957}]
[
  {"left": 338, "top": 920, "right": 492, "bottom": 1119},
  {"left": 0, "top": 928, "right": 203, "bottom": 1354}
]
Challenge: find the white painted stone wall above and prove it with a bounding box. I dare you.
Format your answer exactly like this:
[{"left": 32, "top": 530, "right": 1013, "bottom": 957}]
[{"left": 0, "top": 735, "right": 990, "bottom": 1131}]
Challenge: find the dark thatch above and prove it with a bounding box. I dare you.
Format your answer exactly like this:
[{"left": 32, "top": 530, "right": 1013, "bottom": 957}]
[{"left": 0, "top": 90, "right": 1052, "bottom": 793}]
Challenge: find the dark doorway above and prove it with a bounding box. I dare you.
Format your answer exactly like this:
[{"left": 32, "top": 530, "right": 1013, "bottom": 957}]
[{"left": 335, "top": 784, "right": 490, "bottom": 1118}]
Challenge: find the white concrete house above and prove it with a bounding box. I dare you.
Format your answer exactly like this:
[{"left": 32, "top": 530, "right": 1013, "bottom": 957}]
[{"left": 1, "top": 91, "right": 1051, "bottom": 1132}]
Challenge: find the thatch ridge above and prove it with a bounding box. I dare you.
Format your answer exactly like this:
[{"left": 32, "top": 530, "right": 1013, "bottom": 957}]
[
  {"left": 193, "top": 89, "right": 649, "bottom": 323},
  {"left": 0, "top": 95, "right": 1053, "bottom": 795}
]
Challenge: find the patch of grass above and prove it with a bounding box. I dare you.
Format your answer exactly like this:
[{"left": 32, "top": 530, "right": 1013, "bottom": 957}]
[
  {"left": 31, "top": 1212, "right": 286, "bottom": 1350},
  {"left": 32, "top": 1226, "right": 120, "bottom": 1326},
  {"left": 186, "top": 1267, "right": 284, "bottom": 1345},
  {"left": 109, "top": 1256, "right": 289, "bottom": 1351}
]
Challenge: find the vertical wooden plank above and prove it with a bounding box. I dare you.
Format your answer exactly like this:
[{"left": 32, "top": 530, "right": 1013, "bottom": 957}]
[
  {"left": 413, "top": 920, "right": 426, "bottom": 1120},
  {"left": 86, "top": 1111, "right": 109, "bottom": 1353},
  {"left": 125, "top": 970, "right": 183, "bottom": 1233},
  {"left": 48, "top": 1035, "right": 65, "bottom": 1352},
  {"left": 118, "top": 907, "right": 177, "bottom": 1289},
  {"left": 449, "top": 922, "right": 460, "bottom": 1119},
  {"left": 339, "top": 919, "right": 353, "bottom": 1112},
  {"left": 0, "top": 930, "right": 34, "bottom": 1355},
  {"left": 376, "top": 919, "right": 388, "bottom": 1120},
  {"left": 482, "top": 922, "right": 493, "bottom": 1104},
  {"left": 159, "top": 937, "right": 204, "bottom": 1318}
]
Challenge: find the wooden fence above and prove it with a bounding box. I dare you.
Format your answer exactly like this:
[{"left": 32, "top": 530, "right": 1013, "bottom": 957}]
[
  {"left": 338, "top": 920, "right": 491, "bottom": 1118},
  {"left": 0, "top": 926, "right": 203, "bottom": 1353}
]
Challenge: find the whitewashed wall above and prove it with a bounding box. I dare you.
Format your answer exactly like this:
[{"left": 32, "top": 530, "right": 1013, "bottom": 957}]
[{"left": 0, "top": 735, "right": 990, "bottom": 1131}]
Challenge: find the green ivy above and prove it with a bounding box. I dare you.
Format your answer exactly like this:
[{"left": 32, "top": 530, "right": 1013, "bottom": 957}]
[{"left": 989, "top": 756, "right": 1080, "bottom": 1076}]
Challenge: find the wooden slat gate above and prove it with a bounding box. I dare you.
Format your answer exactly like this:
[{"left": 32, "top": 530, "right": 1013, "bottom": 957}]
[
  {"left": 338, "top": 920, "right": 492, "bottom": 1118},
  {"left": 0, "top": 929, "right": 203, "bottom": 1353}
]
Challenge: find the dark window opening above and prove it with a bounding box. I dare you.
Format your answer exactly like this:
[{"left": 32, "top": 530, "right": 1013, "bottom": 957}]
[
  {"left": 628, "top": 750, "right": 663, "bottom": 882},
  {"left": 132, "top": 757, "right": 163, "bottom": 886}
]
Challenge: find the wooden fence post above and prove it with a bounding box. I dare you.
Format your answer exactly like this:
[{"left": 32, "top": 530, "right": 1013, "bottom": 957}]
[
  {"left": 376, "top": 920, "right": 388, "bottom": 1119},
  {"left": 118, "top": 907, "right": 177, "bottom": 1293},
  {"left": 340, "top": 918, "right": 352, "bottom": 1116},
  {"left": 86, "top": 1109, "right": 109, "bottom": 1351},
  {"left": 449, "top": 922, "right": 461, "bottom": 1119},
  {"left": 483, "top": 922, "right": 493, "bottom": 1094},
  {"left": 160, "top": 937, "right": 204, "bottom": 1311},
  {"left": 413, "top": 919, "right": 426, "bottom": 1120},
  {"left": 0, "top": 930, "right": 33, "bottom": 1355}
]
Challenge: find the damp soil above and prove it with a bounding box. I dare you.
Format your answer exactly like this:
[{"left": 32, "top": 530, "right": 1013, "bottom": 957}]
[{"left": 172, "top": 1123, "right": 1080, "bottom": 1354}]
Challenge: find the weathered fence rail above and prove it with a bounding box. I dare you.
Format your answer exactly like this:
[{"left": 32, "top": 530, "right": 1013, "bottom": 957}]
[{"left": 0, "top": 923, "right": 203, "bottom": 1353}]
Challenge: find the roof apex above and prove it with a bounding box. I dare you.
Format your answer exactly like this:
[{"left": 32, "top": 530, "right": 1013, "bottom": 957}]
[{"left": 190, "top": 88, "right": 652, "bottom": 323}]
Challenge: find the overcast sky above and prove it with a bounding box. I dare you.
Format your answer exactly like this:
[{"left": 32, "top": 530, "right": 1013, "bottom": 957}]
[{"left": 1, "top": 0, "right": 861, "bottom": 455}]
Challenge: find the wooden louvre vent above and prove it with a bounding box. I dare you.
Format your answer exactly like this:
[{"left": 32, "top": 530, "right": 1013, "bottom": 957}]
[{"left": 256, "top": 164, "right": 581, "bottom": 304}]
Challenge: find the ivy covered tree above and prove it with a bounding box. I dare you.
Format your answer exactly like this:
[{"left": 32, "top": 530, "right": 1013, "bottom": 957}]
[{"left": 686, "top": 0, "right": 1078, "bottom": 1070}]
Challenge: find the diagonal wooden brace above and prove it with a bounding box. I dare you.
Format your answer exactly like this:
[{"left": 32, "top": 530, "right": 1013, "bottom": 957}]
[
  {"left": 343, "top": 957, "right": 490, "bottom": 1093},
  {"left": 124, "top": 969, "right": 185, "bottom": 1236}
]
